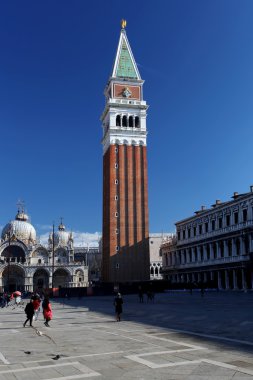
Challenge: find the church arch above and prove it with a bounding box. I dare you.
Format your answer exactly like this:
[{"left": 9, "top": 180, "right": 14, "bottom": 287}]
[
  {"left": 55, "top": 248, "right": 68, "bottom": 264},
  {"left": 31, "top": 246, "right": 48, "bottom": 264},
  {"left": 135, "top": 116, "right": 140, "bottom": 127},
  {"left": 129, "top": 115, "right": 133, "bottom": 128},
  {"left": 2, "top": 265, "right": 25, "bottom": 292},
  {"left": 1, "top": 244, "right": 26, "bottom": 263},
  {"left": 53, "top": 268, "right": 71, "bottom": 288},
  {"left": 33, "top": 268, "right": 49, "bottom": 291}
]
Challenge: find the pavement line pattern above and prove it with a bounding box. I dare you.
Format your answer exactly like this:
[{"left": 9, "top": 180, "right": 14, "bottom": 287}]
[
  {"left": 22, "top": 350, "right": 132, "bottom": 364},
  {"left": 126, "top": 353, "right": 202, "bottom": 368},
  {"left": 0, "top": 361, "right": 98, "bottom": 376},
  {"left": 0, "top": 352, "right": 9, "bottom": 364},
  {"left": 168, "top": 327, "right": 253, "bottom": 346},
  {"left": 103, "top": 331, "right": 161, "bottom": 347},
  {"left": 144, "top": 335, "right": 205, "bottom": 350}
]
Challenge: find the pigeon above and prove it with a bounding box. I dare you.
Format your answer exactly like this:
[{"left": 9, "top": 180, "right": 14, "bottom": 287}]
[{"left": 52, "top": 355, "right": 60, "bottom": 360}]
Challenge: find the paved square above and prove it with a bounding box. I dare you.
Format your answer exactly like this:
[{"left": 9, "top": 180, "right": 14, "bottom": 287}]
[{"left": 0, "top": 292, "right": 253, "bottom": 379}]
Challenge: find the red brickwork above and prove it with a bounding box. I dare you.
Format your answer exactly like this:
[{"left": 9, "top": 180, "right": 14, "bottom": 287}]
[{"left": 102, "top": 144, "right": 150, "bottom": 283}]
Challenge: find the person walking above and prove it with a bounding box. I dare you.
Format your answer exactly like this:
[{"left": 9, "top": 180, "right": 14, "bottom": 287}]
[
  {"left": 114, "top": 293, "right": 123, "bottom": 322},
  {"left": 138, "top": 286, "right": 144, "bottom": 303},
  {"left": 32, "top": 296, "right": 41, "bottom": 321},
  {"left": 23, "top": 300, "right": 34, "bottom": 327},
  {"left": 43, "top": 298, "right": 53, "bottom": 327}
]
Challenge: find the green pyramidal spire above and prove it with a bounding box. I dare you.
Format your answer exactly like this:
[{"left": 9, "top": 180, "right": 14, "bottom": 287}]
[{"left": 112, "top": 27, "right": 141, "bottom": 80}]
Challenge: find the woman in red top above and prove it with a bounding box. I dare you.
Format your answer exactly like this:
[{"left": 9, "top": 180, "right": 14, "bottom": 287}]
[
  {"left": 42, "top": 298, "right": 53, "bottom": 327},
  {"left": 32, "top": 298, "right": 41, "bottom": 321}
]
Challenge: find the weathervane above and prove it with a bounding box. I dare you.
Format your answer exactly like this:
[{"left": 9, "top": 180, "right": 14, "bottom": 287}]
[
  {"left": 17, "top": 199, "right": 25, "bottom": 213},
  {"left": 121, "top": 19, "right": 127, "bottom": 29}
]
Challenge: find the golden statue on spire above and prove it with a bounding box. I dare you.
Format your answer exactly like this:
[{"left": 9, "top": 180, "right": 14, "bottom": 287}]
[{"left": 121, "top": 19, "right": 127, "bottom": 29}]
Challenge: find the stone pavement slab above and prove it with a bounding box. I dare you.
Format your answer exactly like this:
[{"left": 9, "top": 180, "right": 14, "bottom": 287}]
[{"left": 0, "top": 292, "right": 252, "bottom": 379}]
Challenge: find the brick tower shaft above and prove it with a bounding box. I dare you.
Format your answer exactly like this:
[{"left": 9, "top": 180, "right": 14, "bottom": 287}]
[{"left": 101, "top": 23, "right": 150, "bottom": 283}]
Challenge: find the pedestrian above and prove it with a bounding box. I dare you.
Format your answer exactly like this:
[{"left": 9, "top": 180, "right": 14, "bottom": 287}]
[
  {"left": 23, "top": 300, "right": 34, "bottom": 327},
  {"left": 138, "top": 286, "right": 144, "bottom": 303},
  {"left": 32, "top": 296, "right": 41, "bottom": 321},
  {"left": 43, "top": 298, "right": 53, "bottom": 327},
  {"left": 114, "top": 292, "right": 123, "bottom": 322}
]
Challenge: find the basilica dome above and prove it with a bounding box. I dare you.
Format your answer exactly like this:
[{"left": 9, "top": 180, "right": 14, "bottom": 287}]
[
  {"left": 53, "top": 222, "right": 70, "bottom": 247},
  {"left": 1, "top": 211, "right": 36, "bottom": 244}
]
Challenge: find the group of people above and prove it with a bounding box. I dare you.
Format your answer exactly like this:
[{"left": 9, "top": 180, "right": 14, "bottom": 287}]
[
  {"left": 24, "top": 294, "right": 53, "bottom": 327},
  {"left": 138, "top": 286, "right": 155, "bottom": 303}
]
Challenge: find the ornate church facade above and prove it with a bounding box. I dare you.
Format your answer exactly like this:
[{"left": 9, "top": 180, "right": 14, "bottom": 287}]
[{"left": 0, "top": 209, "right": 88, "bottom": 293}]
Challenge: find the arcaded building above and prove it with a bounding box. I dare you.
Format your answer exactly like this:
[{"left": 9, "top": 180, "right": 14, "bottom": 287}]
[
  {"left": 161, "top": 187, "right": 253, "bottom": 290},
  {"left": 101, "top": 22, "right": 150, "bottom": 283},
  {"left": 0, "top": 209, "right": 88, "bottom": 292}
]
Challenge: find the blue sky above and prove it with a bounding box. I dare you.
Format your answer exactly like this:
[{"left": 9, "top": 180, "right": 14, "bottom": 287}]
[{"left": 1, "top": 0, "right": 253, "bottom": 243}]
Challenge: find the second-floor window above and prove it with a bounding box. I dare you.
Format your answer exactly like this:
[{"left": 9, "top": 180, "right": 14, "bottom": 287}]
[
  {"left": 243, "top": 209, "right": 248, "bottom": 222},
  {"left": 226, "top": 215, "right": 230, "bottom": 227}
]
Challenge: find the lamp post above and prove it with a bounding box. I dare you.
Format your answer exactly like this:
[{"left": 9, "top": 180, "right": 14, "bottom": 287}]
[
  {"left": 52, "top": 223, "right": 55, "bottom": 296},
  {"left": 7, "top": 231, "right": 11, "bottom": 293}
]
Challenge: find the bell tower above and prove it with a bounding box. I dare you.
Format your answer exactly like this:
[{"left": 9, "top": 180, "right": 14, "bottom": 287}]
[{"left": 101, "top": 21, "right": 150, "bottom": 283}]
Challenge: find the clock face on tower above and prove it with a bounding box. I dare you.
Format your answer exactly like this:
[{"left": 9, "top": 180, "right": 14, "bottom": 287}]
[{"left": 122, "top": 87, "right": 132, "bottom": 98}]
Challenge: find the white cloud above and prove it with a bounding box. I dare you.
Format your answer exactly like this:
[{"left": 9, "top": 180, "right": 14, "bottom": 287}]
[
  {"left": 38, "top": 231, "right": 101, "bottom": 247},
  {"left": 35, "top": 224, "right": 52, "bottom": 231}
]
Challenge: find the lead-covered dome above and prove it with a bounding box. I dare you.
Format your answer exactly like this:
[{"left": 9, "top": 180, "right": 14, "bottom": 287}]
[
  {"left": 53, "top": 222, "right": 70, "bottom": 247},
  {"left": 1, "top": 210, "right": 36, "bottom": 244}
]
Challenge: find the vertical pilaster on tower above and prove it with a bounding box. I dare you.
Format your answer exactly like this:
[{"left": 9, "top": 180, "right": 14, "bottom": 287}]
[{"left": 101, "top": 22, "right": 150, "bottom": 283}]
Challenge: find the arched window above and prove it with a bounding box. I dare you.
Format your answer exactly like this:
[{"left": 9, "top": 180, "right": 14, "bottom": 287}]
[
  {"left": 122, "top": 115, "right": 127, "bottom": 127},
  {"left": 129, "top": 116, "right": 133, "bottom": 128},
  {"left": 155, "top": 266, "right": 158, "bottom": 276},
  {"left": 135, "top": 116, "right": 140, "bottom": 127},
  {"left": 116, "top": 115, "right": 121, "bottom": 127},
  {"left": 150, "top": 267, "right": 154, "bottom": 275}
]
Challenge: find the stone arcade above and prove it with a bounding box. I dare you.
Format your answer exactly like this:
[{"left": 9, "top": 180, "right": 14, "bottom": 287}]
[
  {"left": 161, "top": 186, "right": 253, "bottom": 290},
  {"left": 0, "top": 209, "right": 88, "bottom": 292}
]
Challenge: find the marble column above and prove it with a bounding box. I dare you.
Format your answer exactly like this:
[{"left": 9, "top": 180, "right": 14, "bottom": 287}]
[
  {"left": 241, "top": 268, "right": 246, "bottom": 290},
  {"left": 218, "top": 271, "right": 222, "bottom": 289},
  {"left": 233, "top": 269, "right": 238, "bottom": 290},
  {"left": 216, "top": 242, "right": 221, "bottom": 259},
  {"left": 225, "top": 270, "right": 230, "bottom": 290}
]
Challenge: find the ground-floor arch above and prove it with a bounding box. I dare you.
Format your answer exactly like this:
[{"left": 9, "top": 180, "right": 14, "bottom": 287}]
[
  {"left": 1, "top": 265, "right": 25, "bottom": 292},
  {"left": 53, "top": 268, "right": 71, "bottom": 288},
  {"left": 33, "top": 269, "right": 49, "bottom": 292}
]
